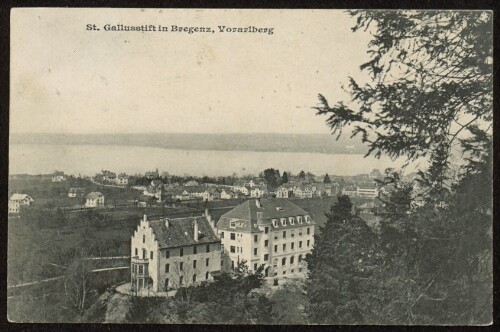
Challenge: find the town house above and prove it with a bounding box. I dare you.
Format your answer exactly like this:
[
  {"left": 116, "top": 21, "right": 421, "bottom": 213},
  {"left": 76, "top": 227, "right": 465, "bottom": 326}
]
[
  {"left": 85, "top": 192, "right": 105, "bottom": 208},
  {"left": 52, "top": 171, "right": 66, "bottom": 182},
  {"left": 217, "top": 199, "right": 315, "bottom": 278},
  {"left": 130, "top": 213, "right": 221, "bottom": 293},
  {"left": 9, "top": 193, "right": 34, "bottom": 214},
  {"left": 117, "top": 173, "right": 129, "bottom": 186}
]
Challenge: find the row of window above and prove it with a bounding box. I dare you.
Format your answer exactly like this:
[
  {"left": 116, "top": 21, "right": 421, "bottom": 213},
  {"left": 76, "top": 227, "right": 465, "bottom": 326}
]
[
  {"left": 271, "top": 216, "right": 311, "bottom": 228},
  {"left": 165, "top": 244, "right": 212, "bottom": 259},
  {"left": 221, "top": 227, "right": 311, "bottom": 242},
  {"left": 164, "top": 258, "right": 211, "bottom": 273},
  {"left": 164, "top": 271, "right": 211, "bottom": 289}
]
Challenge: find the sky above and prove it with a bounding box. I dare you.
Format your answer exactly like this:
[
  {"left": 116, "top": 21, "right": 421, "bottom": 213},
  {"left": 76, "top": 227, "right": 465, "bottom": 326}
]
[{"left": 10, "top": 8, "right": 373, "bottom": 135}]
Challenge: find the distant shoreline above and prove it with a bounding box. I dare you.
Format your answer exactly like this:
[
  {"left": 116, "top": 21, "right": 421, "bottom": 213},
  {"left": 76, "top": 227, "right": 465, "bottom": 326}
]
[{"left": 10, "top": 133, "right": 368, "bottom": 155}]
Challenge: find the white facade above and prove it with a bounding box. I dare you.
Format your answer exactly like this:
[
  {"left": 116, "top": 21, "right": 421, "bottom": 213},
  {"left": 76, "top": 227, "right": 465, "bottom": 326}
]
[
  {"left": 9, "top": 194, "right": 34, "bottom": 214},
  {"left": 85, "top": 192, "right": 105, "bottom": 208}
]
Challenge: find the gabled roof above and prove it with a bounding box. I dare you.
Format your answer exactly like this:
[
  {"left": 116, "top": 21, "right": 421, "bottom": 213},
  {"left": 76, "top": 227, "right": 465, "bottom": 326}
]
[
  {"left": 217, "top": 199, "right": 313, "bottom": 232},
  {"left": 149, "top": 216, "right": 220, "bottom": 249},
  {"left": 184, "top": 180, "right": 199, "bottom": 186},
  {"left": 10, "top": 193, "right": 33, "bottom": 201},
  {"left": 233, "top": 180, "right": 247, "bottom": 187},
  {"left": 53, "top": 171, "right": 65, "bottom": 176},
  {"left": 118, "top": 173, "right": 128, "bottom": 178},
  {"left": 86, "top": 192, "right": 103, "bottom": 199}
]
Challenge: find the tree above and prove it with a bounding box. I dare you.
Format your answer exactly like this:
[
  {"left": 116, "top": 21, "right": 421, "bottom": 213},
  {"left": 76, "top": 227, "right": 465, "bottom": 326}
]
[
  {"left": 63, "top": 256, "right": 94, "bottom": 317},
  {"left": 311, "top": 10, "right": 492, "bottom": 324},
  {"left": 323, "top": 173, "right": 331, "bottom": 184},
  {"left": 282, "top": 171, "right": 289, "bottom": 184},
  {"left": 262, "top": 168, "right": 281, "bottom": 190},
  {"left": 298, "top": 170, "right": 306, "bottom": 180},
  {"left": 305, "top": 195, "right": 380, "bottom": 324}
]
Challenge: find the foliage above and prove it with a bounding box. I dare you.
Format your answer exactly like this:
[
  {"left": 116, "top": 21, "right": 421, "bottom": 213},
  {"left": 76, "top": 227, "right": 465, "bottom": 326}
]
[
  {"left": 323, "top": 173, "right": 331, "bottom": 184},
  {"left": 311, "top": 10, "right": 493, "bottom": 325},
  {"left": 305, "top": 195, "right": 380, "bottom": 324},
  {"left": 282, "top": 171, "right": 289, "bottom": 184},
  {"left": 261, "top": 168, "right": 282, "bottom": 190}
]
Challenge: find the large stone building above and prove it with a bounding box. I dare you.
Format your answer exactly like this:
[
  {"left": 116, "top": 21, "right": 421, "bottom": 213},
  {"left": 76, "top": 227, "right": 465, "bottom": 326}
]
[
  {"left": 217, "top": 198, "right": 315, "bottom": 278},
  {"left": 130, "top": 213, "right": 222, "bottom": 293}
]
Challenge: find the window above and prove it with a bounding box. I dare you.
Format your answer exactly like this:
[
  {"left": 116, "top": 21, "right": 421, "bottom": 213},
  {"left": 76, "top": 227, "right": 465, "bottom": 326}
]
[
  {"left": 264, "top": 240, "right": 269, "bottom": 247},
  {"left": 230, "top": 220, "right": 236, "bottom": 228},
  {"left": 165, "top": 278, "right": 169, "bottom": 289},
  {"left": 165, "top": 250, "right": 170, "bottom": 258},
  {"left": 193, "top": 246, "right": 197, "bottom": 254},
  {"left": 135, "top": 248, "right": 138, "bottom": 256},
  {"left": 281, "top": 218, "right": 287, "bottom": 226},
  {"left": 291, "top": 269, "right": 294, "bottom": 273},
  {"left": 143, "top": 249, "right": 147, "bottom": 259},
  {"left": 254, "top": 263, "right": 258, "bottom": 270},
  {"left": 143, "top": 235, "right": 145, "bottom": 243},
  {"left": 254, "top": 234, "right": 258, "bottom": 242},
  {"left": 206, "top": 271, "right": 209, "bottom": 280},
  {"left": 193, "top": 274, "right": 197, "bottom": 283},
  {"left": 139, "top": 265, "right": 143, "bottom": 273},
  {"left": 165, "top": 264, "right": 170, "bottom": 273},
  {"left": 179, "top": 276, "right": 183, "bottom": 286},
  {"left": 283, "top": 243, "right": 286, "bottom": 251},
  {"left": 221, "top": 260, "right": 224, "bottom": 267},
  {"left": 298, "top": 216, "right": 303, "bottom": 224},
  {"left": 272, "top": 219, "right": 278, "bottom": 227},
  {"left": 150, "top": 251, "right": 154, "bottom": 260},
  {"left": 291, "top": 231, "right": 295, "bottom": 238},
  {"left": 283, "top": 271, "right": 286, "bottom": 275},
  {"left": 180, "top": 262, "right": 183, "bottom": 271},
  {"left": 283, "top": 231, "right": 286, "bottom": 238},
  {"left": 291, "top": 242, "right": 295, "bottom": 250},
  {"left": 282, "top": 257, "right": 286, "bottom": 266},
  {"left": 306, "top": 216, "right": 311, "bottom": 223},
  {"left": 193, "top": 260, "right": 197, "bottom": 269},
  {"left": 307, "top": 227, "right": 311, "bottom": 235},
  {"left": 290, "top": 256, "right": 295, "bottom": 264},
  {"left": 274, "top": 245, "right": 278, "bottom": 253},
  {"left": 180, "top": 248, "right": 184, "bottom": 257},
  {"left": 299, "top": 255, "right": 302, "bottom": 262},
  {"left": 299, "top": 268, "right": 302, "bottom": 272},
  {"left": 230, "top": 233, "right": 236, "bottom": 240},
  {"left": 289, "top": 217, "right": 295, "bottom": 225},
  {"left": 206, "top": 245, "right": 210, "bottom": 253},
  {"left": 220, "top": 232, "right": 224, "bottom": 239},
  {"left": 299, "top": 241, "right": 303, "bottom": 248},
  {"left": 265, "top": 227, "right": 269, "bottom": 234},
  {"left": 264, "top": 254, "right": 269, "bottom": 261},
  {"left": 206, "top": 258, "right": 209, "bottom": 266},
  {"left": 231, "top": 260, "right": 235, "bottom": 269},
  {"left": 307, "top": 240, "right": 310, "bottom": 247},
  {"left": 230, "top": 246, "right": 236, "bottom": 253},
  {"left": 254, "top": 248, "right": 258, "bottom": 256}
]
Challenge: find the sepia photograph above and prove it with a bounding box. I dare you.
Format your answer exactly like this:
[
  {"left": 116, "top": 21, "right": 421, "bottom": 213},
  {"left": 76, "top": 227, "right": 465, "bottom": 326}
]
[{"left": 7, "top": 8, "right": 493, "bottom": 325}]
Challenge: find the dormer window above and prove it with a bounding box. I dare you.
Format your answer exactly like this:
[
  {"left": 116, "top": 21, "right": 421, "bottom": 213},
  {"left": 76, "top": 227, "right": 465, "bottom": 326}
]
[
  {"left": 272, "top": 219, "right": 278, "bottom": 227},
  {"left": 289, "top": 217, "right": 295, "bottom": 225},
  {"left": 281, "top": 218, "right": 287, "bottom": 226},
  {"left": 297, "top": 216, "right": 303, "bottom": 224},
  {"left": 230, "top": 220, "right": 236, "bottom": 228},
  {"left": 305, "top": 216, "right": 311, "bottom": 223},
  {"left": 276, "top": 207, "right": 284, "bottom": 211}
]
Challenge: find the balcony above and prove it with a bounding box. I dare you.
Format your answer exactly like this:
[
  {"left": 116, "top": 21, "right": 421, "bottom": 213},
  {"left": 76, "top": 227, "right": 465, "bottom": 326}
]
[{"left": 131, "top": 256, "right": 149, "bottom": 277}]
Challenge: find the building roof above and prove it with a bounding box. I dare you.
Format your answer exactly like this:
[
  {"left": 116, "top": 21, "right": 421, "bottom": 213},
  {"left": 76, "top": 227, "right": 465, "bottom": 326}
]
[
  {"left": 10, "top": 193, "right": 33, "bottom": 201},
  {"left": 86, "top": 192, "right": 103, "bottom": 199},
  {"left": 233, "top": 179, "right": 247, "bottom": 187},
  {"left": 149, "top": 216, "right": 220, "bottom": 249},
  {"left": 151, "top": 179, "right": 163, "bottom": 186},
  {"left": 358, "top": 182, "right": 378, "bottom": 189},
  {"left": 69, "top": 187, "right": 84, "bottom": 193},
  {"left": 53, "top": 171, "right": 65, "bottom": 176},
  {"left": 118, "top": 173, "right": 128, "bottom": 179},
  {"left": 217, "top": 199, "right": 313, "bottom": 232},
  {"left": 184, "top": 180, "right": 199, "bottom": 186}
]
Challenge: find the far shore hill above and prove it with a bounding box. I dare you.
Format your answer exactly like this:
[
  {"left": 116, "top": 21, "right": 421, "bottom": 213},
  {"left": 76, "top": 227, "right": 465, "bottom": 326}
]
[{"left": 10, "top": 133, "right": 367, "bottom": 155}]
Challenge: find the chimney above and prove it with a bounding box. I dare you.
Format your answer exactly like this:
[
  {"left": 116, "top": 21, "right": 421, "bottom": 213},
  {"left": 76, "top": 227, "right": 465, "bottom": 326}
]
[
  {"left": 165, "top": 218, "right": 170, "bottom": 228},
  {"left": 194, "top": 219, "right": 199, "bottom": 242}
]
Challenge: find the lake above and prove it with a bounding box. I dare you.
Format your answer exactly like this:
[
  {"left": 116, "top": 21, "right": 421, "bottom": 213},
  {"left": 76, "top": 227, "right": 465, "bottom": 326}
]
[{"left": 9, "top": 144, "right": 424, "bottom": 177}]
